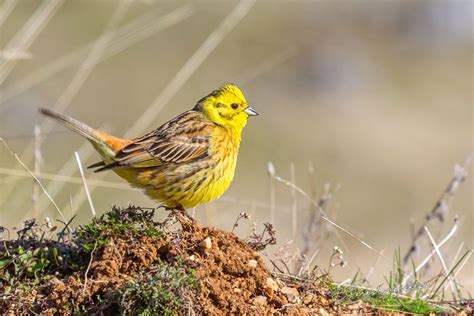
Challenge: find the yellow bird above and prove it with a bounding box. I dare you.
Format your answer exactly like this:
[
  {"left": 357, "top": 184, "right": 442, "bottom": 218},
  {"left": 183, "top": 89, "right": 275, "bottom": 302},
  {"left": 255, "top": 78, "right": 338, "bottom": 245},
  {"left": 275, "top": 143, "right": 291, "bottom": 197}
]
[{"left": 40, "top": 84, "right": 258, "bottom": 210}]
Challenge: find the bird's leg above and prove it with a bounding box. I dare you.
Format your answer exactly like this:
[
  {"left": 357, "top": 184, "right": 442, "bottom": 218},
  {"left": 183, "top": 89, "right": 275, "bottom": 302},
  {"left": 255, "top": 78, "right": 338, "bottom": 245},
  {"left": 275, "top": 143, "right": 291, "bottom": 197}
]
[{"left": 165, "top": 204, "right": 196, "bottom": 224}]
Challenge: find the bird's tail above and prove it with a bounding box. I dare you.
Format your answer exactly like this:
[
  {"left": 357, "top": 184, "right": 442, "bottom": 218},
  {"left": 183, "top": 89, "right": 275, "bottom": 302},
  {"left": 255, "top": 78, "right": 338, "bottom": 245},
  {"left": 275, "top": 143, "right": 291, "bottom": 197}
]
[{"left": 40, "top": 108, "right": 129, "bottom": 162}]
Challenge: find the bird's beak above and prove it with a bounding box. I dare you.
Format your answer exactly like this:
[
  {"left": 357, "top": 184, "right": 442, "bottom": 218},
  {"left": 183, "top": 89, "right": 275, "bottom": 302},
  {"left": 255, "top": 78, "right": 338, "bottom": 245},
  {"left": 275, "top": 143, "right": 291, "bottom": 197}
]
[{"left": 244, "top": 106, "right": 259, "bottom": 116}]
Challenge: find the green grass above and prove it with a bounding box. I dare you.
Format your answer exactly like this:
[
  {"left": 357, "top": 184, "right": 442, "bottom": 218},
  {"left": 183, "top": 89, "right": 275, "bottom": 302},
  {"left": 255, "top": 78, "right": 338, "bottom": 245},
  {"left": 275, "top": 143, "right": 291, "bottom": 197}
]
[{"left": 329, "top": 283, "right": 444, "bottom": 314}]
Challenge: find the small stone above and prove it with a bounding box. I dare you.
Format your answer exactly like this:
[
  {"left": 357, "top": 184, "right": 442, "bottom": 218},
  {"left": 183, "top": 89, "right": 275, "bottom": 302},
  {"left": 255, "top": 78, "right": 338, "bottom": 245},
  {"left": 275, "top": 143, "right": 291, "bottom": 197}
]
[
  {"left": 320, "top": 296, "right": 328, "bottom": 306},
  {"left": 266, "top": 277, "right": 279, "bottom": 291},
  {"left": 281, "top": 286, "right": 299, "bottom": 303},
  {"left": 318, "top": 307, "right": 329, "bottom": 316},
  {"left": 248, "top": 259, "right": 258, "bottom": 268},
  {"left": 265, "top": 277, "right": 279, "bottom": 297},
  {"left": 276, "top": 278, "right": 285, "bottom": 288},
  {"left": 188, "top": 255, "right": 195, "bottom": 261},
  {"left": 281, "top": 286, "right": 299, "bottom": 296},
  {"left": 200, "top": 237, "right": 212, "bottom": 251},
  {"left": 304, "top": 293, "right": 314, "bottom": 305},
  {"left": 253, "top": 295, "right": 267, "bottom": 306},
  {"left": 233, "top": 288, "right": 241, "bottom": 293}
]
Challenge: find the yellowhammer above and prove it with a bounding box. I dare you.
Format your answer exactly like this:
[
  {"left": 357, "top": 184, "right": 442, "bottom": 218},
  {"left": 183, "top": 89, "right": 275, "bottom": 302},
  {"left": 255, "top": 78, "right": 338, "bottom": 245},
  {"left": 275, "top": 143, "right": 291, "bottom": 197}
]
[{"left": 40, "top": 84, "right": 258, "bottom": 210}]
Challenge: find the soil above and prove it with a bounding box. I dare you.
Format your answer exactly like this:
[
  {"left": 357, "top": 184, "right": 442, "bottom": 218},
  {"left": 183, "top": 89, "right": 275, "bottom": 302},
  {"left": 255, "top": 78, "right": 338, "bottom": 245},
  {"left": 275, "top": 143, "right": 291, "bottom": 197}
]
[{"left": 0, "top": 208, "right": 338, "bottom": 315}]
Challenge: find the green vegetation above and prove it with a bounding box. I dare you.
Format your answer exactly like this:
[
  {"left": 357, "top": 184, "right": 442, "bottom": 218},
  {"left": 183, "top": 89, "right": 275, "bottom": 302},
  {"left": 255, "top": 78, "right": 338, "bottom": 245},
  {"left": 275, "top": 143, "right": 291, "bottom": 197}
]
[
  {"left": 74, "top": 205, "right": 163, "bottom": 252},
  {"left": 329, "top": 283, "right": 444, "bottom": 314},
  {"left": 119, "top": 259, "right": 197, "bottom": 315},
  {"left": 0, "top": 206, "right": 470, "bottom": 314}
]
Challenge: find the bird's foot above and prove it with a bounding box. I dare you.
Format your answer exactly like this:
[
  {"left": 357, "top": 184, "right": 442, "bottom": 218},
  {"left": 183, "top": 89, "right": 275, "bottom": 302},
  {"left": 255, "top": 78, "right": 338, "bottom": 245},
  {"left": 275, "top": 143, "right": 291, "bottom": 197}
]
[{"left": 164, "top": 204, "right": 197, "bottom": 225}]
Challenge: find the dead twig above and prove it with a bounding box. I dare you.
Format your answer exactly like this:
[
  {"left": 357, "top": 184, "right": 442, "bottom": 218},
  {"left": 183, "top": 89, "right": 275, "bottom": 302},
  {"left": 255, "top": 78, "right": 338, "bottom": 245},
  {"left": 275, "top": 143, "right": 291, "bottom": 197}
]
[
  {"left": 231, "top": 211, "right": 251, "bottom": 233},
  {"left": 83, "top": 241, "right": 98, "bottom": 296}
]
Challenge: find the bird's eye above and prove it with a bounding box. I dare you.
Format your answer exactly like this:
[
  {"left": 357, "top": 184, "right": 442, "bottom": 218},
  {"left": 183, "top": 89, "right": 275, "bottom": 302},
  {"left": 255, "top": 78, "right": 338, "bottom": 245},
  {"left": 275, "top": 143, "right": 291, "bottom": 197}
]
[{"left": 231, "top": 103, "right": 238, "bottom": 109}]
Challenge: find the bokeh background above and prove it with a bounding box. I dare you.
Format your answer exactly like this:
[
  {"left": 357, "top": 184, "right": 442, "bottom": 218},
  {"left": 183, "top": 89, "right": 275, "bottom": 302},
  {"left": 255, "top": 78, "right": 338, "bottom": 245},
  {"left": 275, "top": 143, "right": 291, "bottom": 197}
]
[{"left": 1, "top": 0, "right": 472, "bottom": 292}]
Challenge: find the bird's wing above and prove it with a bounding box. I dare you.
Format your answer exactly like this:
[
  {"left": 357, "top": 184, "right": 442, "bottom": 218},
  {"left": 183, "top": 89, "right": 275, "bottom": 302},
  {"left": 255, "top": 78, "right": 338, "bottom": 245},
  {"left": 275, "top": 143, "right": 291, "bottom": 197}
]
[{"left": 92, "top": 111, "right": 212, "bottom": 172}]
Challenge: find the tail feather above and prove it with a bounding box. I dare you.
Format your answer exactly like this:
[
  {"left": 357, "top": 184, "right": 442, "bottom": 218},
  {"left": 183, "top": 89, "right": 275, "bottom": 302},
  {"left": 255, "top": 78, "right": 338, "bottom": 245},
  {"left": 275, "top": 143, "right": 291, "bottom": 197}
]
[
  {"left": 40, "top": 108, "right": 100, "bottom": 143},
  {"left": 40, "top": 108, "right": 118, "bottom": 160},
  {"left": 87, "top": 161, "right": 106, "bottom": 169}
]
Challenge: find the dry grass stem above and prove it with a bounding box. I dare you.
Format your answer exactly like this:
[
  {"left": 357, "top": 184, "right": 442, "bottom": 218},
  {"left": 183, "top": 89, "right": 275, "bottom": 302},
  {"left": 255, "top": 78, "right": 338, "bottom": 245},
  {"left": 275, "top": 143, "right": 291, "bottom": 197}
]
[
  {"left": 364, "top": 249, "right": 385, "bottom": 284},
  {"left": 0, "top": 168, "right": 130, "bottom": 190},
  {"left": 32, "top": 125, "right": 42, "bottom": 218},
  {"left": 123, "top": 0, "right": 256, "bottom": 139},
  {"left": 403, "top": 151, "right": 474, "bottom": 265},
  {"left": 74, "top": 152, "right": 96, "bottom": 217},
  {"left": 267, "top": 161, "right": 276, "bottom": 224},
  {"left": 40, "top": 124, "right": 110, "bottom": 210},
  {"left": 238, "top": 46, "right": 298, "bottom": 85},
  {"left": 83, "top": 241, "right": 98, "bottom": 296},
  {"left": 0, "top": 138, "right": 67, "bottom": 225},
  {"left": 0, "top": 5, "right": 194, "bottom": 107},
  {"left": 270, "top": 168, "right": 389, "bottom": 262},
  {"left": 0, "top": 0, "right": 18, "bottom": 27},
  {"left": 290, "top": 162, "right": 297, "bottom": 237},
  {"left": 424, "top": 226, "right": 457, "bottom": 300},
  {"left": 0, "top": 0, "right": 64, "bottom": 84},
  {"left": 0, "top": 0, "right": 129, "bottom": 210},
  {"left": 47, "top": 0, "right": 130, "bottom": 115},
  {"left": 401, "top": 218, "right": 458, "bottom": 286}
]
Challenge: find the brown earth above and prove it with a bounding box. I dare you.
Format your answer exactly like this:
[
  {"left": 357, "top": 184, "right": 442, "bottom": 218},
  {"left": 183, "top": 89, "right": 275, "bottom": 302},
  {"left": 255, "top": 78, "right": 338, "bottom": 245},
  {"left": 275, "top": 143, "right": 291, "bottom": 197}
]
[
  {"left": 2, "top": 207, "right": 467, "bottom": 315},
  {"left": 0, "top": 208, "right": 337, "bottom": 315}
]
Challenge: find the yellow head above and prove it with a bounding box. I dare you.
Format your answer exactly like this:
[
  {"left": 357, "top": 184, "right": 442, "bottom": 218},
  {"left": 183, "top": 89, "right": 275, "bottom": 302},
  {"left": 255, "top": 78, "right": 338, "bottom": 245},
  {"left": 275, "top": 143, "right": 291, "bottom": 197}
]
[{"left": 195, "top": 84, "right": 258, "bottom": 131}]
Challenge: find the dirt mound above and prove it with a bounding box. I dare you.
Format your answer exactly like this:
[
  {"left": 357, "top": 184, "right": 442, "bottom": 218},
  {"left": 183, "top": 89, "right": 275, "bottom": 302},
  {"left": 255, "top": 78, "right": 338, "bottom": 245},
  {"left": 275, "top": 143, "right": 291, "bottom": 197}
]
[{"left": 0, "top": 206, "right": 335, "bottom": 315}]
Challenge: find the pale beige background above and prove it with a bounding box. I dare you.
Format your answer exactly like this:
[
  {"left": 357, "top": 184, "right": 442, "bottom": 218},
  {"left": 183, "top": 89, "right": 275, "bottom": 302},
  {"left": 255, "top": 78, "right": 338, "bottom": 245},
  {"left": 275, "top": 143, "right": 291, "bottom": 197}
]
[{"left": 0, "top": 0, "right": 472, "bottom": 292}]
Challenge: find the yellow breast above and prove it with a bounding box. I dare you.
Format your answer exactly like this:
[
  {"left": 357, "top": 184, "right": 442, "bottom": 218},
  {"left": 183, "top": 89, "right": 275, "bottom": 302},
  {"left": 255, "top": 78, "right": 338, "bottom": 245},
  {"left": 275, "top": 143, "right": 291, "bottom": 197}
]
[
  {"left": 125, "top": 126, "right": 240, "bottom": 209},
  {"left": 176, "top": 127, "right": 239, "bottom": 208}
]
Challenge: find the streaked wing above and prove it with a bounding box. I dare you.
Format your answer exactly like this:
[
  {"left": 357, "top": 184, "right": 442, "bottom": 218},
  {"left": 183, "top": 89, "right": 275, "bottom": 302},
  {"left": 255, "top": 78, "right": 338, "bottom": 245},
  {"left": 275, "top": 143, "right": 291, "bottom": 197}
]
[{"left": 96, "top": 111, "right": 212, "bottom": 171}]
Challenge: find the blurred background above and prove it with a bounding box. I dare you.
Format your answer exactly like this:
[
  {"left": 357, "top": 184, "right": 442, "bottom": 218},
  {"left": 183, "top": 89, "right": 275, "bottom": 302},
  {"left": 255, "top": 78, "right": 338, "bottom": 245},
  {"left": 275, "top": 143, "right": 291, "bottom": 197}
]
[{"left": 0, "top": 0, "right": 472, "bottom": 292}]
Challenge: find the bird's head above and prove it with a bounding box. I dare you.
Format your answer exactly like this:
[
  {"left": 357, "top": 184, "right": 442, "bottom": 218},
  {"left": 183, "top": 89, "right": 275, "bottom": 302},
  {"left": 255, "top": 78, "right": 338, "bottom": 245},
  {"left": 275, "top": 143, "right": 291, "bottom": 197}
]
[{"left": 195, "top": 84, "right": 258, "bottom": 131}]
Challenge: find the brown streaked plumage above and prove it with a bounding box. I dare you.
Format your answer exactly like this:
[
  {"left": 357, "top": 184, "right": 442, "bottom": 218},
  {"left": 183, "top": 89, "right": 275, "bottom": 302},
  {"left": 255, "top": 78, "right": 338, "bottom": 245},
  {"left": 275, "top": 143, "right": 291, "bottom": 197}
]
[{"left": 40, "top": 84, "right": 258, "bottom": 209}]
